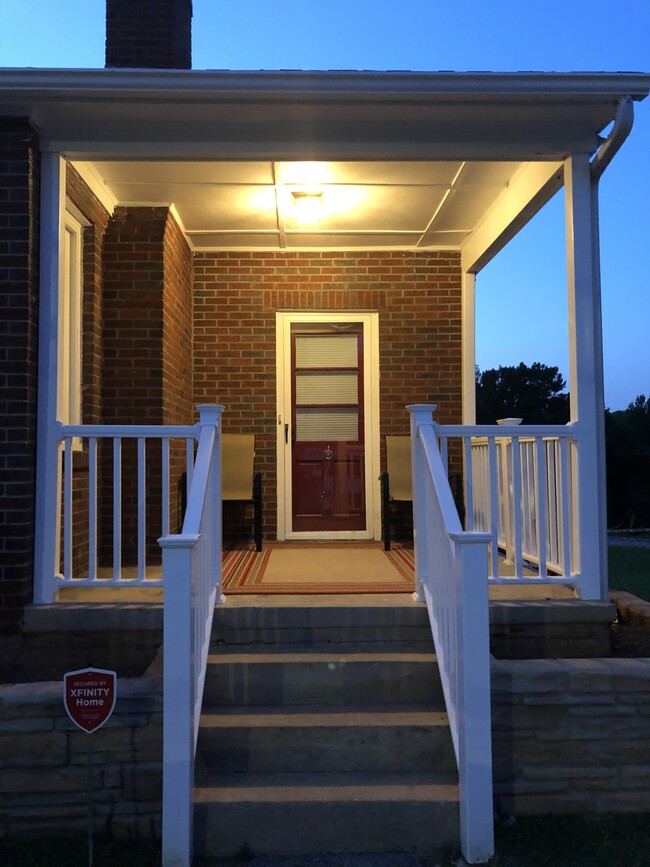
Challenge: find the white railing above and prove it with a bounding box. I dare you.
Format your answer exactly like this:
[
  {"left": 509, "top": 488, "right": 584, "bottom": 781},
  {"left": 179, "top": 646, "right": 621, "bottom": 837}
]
[
  {"left": 160, "top": 404, "right": 224, "bottom": 867},
  {"left": 35, "top": 420, "right": 200, "bottom": 602},
  {"left": 435, "top": 423, "right": 579, "bottom": 588},
  {"left": 409, "top": 405, "right": 493, "bottom": 865}
]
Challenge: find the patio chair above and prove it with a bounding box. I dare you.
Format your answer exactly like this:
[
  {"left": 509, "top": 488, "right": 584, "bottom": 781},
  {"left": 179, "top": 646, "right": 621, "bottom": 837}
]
[
  {"left": 381, "top": 435, "right": 413, "bottom": 551},
  {"left": 222, "top": 433, "right": 263, "bottom": 552}
]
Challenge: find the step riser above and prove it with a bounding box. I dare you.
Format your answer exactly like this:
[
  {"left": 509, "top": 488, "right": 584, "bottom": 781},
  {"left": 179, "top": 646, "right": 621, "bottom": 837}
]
[
  {"left": 194, "top": 800, "right": 459, "bottom": 857},
  {"left": 210, "top": 607, "right": 432, "bottom": 650},
  {"left": 203, "top": 659, "right": 443, "bottom": 707},
  {"left": 197, "top": 724, "right": 456, "bottom": 774},
  {"left": 211, "top": 626, "right": 433, "bottom": 649}
]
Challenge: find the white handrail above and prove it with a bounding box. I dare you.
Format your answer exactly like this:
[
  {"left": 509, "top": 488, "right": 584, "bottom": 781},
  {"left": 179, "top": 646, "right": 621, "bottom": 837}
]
[
  {"left": 408, "top": 405, "right": 493, "bottom": 865},
  {"left": 160, "top": 404, "right": 224, "bottom": 867}
]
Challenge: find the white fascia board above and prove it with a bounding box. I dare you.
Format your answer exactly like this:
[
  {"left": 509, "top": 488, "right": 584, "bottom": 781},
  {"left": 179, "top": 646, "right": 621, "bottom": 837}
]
[
  {"left": 1, "top": 68, "right": 650, "bottom": 100},
  {"left": 461, "top": 161, "right": 563, "bottom": 274}
]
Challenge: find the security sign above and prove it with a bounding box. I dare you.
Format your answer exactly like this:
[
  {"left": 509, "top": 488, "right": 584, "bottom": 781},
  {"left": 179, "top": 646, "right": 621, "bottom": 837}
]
[{"left": 64, "top": 668, "right": 117, "bottom": 733}]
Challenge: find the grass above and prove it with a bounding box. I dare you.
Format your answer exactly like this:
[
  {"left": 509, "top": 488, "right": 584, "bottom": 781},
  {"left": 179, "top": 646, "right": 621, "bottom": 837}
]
[
  {"left": 608, "top": 544, "right": 650, "bottom": 601},
  {"left": 3, "top": 816, "right": 650, "bottom": 866}
]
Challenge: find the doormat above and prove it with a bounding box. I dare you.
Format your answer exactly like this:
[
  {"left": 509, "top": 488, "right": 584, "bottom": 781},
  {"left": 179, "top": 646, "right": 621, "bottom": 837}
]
[{"left": 222, "top": 543, "right": 415, "bottom": 594}]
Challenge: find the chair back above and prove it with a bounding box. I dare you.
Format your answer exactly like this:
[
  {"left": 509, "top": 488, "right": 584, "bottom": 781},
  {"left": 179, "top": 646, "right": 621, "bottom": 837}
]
[
  {"left": 221, "top": 433, "right": 255, "bottom": 500},
  {"left": 386, "top": 436, "right": 412, "bottom": 501}
]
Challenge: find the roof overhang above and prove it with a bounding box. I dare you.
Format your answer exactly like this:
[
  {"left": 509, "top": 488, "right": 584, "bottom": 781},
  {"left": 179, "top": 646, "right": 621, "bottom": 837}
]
[
  {"left": 1, "top": 69, "right": 649, "bottom": 160},
  {"left": 2, "top": 69, "right": 649, "bottom": 261}
]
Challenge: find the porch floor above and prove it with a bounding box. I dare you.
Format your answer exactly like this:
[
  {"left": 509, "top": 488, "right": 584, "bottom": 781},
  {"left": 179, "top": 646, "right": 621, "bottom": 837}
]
[{"left": 56, "top": 540, "right": 574, "bottom": 603}]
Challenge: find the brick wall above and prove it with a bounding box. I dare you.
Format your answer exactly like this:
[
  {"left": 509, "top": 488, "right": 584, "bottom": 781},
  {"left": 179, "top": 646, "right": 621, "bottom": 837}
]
[
  {"left": 101, "top": 207, "right": 192, "bottom": 560},
  {"left": 193, "top": 251, "right": 462, "bottom": 542},
  {"left": 105, "top": 0, "right": 192, "bottom": 69},
  {"left": 0, "top": 120, "right": 40, "bottom": 640}
]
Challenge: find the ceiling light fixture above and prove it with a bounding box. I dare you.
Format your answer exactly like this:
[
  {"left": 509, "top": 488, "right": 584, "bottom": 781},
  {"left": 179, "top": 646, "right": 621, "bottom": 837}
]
[{"left": 291, "top": 190, "right": 323, "bottom": 225}]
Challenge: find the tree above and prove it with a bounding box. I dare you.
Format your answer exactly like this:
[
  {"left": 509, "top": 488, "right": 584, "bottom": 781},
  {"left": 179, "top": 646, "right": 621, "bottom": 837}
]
[
  {"left": 605, "top": 394, "right": 650, "bottom": 528},
  {"left": 475, "top": 362, "right": 570, "bottom": 425}
]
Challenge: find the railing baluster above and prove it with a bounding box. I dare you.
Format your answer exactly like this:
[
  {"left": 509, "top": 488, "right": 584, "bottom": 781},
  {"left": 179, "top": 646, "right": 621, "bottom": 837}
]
[
  {"left": 560, "top": 437, "right": 572, "bottom": 577},
  {"left": 138, "top": 437, "right": 146, "bottom": 582},
  {"left": 186, "top": 436, "right": 195, "bottom": 494},
  {"left": 535, "top": 437, "right": 548, "bottom": 578},
  {"left": 162, "top": 437, "right": 170, "bottom": 537},
  {"left": 64, "top": 437, "right": 73, "bottom": 581},
  {"left": 113, "top": 437, "right": 122, "bottom": 582},
  {"left": 510, "top": 436, "right": 524, "bottom": 577},
  {"left": 488, "top": 437, "right": 500, "bottom": 578},
  {"left": 463, "top": 436, "right": 474, "bottom": 530},
  {"left": 88, "top": 437, "right": 97, "bottom": 582}
]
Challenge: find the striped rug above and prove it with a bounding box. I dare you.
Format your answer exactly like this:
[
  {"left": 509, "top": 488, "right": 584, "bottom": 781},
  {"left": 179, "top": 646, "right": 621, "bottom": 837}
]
[{"left": 222, "top": 543, "right": 415, "bottom": 595}]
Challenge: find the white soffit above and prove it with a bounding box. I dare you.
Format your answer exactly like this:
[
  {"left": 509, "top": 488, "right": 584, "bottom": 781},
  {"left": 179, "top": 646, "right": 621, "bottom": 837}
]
[{"left": 79, "top": 158, "right": 528, "bottom": 252}]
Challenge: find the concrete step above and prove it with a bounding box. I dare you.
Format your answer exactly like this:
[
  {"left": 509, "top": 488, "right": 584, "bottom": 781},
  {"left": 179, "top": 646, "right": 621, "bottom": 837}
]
[
  {"left": 210, "top": 597, "right": 431, "bottom": 650},
  {"left": 193, "top": 771, "right": 459, "bottom": 858},
  {"left": 196, "top": 706, "right": 456, "bottom": 775},
  {"left": 202, "top": 650, "right": 443, "bottom": 707}
]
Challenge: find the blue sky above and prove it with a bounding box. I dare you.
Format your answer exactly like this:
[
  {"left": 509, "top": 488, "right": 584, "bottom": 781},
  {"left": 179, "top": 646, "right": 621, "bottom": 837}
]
[{"left": 1, "top": 0, "right": 649, "bottom": 409}]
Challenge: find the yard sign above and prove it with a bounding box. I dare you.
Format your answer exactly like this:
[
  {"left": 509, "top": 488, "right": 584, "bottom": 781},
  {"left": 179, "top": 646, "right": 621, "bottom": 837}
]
[{"left": 64, "top": 668, "right": 117, "bottom": 733}]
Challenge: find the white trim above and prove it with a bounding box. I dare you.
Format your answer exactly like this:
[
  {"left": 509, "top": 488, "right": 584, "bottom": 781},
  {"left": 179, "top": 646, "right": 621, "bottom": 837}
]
[
  {"left": 275, "top": 312, "right": 381, "bottom": 542},
  {"left": 461, "top": 161, "right": 563, "bottom": 274},
  {"left": 34, "top": 153, "right": 66, "bottom": 604},
  {"left": 69, "top": 160, "right": 117, "bottom": 215},
  {"left": 58, "top": 211, "right": 83, "bottom": 429}
]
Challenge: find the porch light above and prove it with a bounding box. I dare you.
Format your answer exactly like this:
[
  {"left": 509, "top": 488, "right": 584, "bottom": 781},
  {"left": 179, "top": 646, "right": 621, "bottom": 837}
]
[{"left": 291, "top": 191, "right": 323, "bottom": 225}]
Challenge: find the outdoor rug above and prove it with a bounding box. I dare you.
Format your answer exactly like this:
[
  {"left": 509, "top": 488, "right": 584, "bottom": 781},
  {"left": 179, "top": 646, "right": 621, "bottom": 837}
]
[{"left": 222, "top": 543, "right": 415, "bottom": 594}]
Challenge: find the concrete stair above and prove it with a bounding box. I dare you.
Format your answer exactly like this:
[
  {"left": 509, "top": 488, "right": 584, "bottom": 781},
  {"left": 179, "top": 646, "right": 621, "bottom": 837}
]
[{"left": 193, "top": 596, "right": 459, "bottom": 859}]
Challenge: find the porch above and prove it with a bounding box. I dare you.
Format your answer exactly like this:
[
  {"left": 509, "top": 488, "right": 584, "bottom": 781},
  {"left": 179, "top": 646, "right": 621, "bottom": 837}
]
[{"left": 13, "top": 69, "right": 649, "bottom": 865}]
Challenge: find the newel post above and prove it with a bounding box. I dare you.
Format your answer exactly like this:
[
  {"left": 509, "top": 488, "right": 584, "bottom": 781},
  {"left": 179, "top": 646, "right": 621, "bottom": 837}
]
[
  {"left": 407, "top": 405, "right": 437, "bottom": 601},
  {"left": 196, "top": 403, "right": 224, "bottom": 598}
]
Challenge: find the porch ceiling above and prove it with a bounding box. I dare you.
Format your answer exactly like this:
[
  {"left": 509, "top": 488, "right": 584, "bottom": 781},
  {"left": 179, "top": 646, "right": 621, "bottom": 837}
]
[{"left": 76, "top": 158, "right": 530, "bottom": 252}]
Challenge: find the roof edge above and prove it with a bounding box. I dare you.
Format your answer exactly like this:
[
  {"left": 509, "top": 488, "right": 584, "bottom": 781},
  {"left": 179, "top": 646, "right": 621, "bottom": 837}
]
[{"left": 1, "top": 68, "right": 650, "bottom": 101}]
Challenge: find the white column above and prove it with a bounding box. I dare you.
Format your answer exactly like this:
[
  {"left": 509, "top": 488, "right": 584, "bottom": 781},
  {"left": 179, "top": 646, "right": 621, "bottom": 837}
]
[
  {"left": 33, "top": 153, "right": 66, "bottom": 603},
  {"left": 564, "top": 154, "right": 607, "bottom": 600},
  {"left": 462, "top": 272, "right": 476, "bottom": 424}
]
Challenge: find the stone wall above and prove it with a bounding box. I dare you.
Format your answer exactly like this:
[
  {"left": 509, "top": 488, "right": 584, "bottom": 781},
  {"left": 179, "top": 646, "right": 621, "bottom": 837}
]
[
  {"left": 492, "top": 655, "right": 650, "bottom": 815},
  {"left": 0, "top": 654, "right": 162, "bottom": 838}
]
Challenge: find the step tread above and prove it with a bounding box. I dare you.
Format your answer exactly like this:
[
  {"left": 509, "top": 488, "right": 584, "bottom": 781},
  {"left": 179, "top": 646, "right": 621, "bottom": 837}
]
[
  {"left": 194, "top": 772, "right": 458, "bottom": 804},
  {"left": 207, "top": 651, "right": 437, "bottom": 664},
  {"left": 200, "top": 708, "right": 449, "bottom": 728}
]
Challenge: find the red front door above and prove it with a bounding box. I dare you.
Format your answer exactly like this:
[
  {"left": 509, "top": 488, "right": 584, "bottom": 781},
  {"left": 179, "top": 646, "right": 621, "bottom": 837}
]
[{"left": 291, "top": 328, "right": 366, "bottom": 532}]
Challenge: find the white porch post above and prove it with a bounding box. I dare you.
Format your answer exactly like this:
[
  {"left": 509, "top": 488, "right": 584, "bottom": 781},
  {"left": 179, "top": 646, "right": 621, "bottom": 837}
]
[
  {"left": 33, "top": 153, "right": 66, "bottom": 604},
  {"left": 564, "top": 154, "right": 607, "bottom": 600},
  {"left": 462, "top": 272, "right": 477, "bottom": 425}
]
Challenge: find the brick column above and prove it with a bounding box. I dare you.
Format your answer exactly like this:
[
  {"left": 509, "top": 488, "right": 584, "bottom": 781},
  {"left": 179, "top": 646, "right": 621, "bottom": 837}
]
[{"left": 0, "top": 120, "right": 40, "bottom": 644}]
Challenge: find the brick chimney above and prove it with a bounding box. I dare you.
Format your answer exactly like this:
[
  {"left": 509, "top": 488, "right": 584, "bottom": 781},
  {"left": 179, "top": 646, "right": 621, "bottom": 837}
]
[{"left": 106, "top": 0, "right": 192, "bottom": 69}]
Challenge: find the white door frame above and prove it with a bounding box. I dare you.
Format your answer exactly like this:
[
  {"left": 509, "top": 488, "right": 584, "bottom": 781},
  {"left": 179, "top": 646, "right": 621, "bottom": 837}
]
[{"left": 275, "top": 311, "right": 381, "bottom": 541}]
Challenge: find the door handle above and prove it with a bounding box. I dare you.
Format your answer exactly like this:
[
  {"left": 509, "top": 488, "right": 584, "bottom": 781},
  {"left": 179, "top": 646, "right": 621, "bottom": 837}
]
[{"left": 285, "top": 423, "right": 289, "bottom": 444}]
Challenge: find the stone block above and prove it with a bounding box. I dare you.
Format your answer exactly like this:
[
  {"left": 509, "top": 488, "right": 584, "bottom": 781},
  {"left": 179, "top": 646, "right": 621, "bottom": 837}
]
[
  {"left": 0, "top": 730, "right": 67, "bottom": 766},
  {"left": 121, "top": 763, "right": 162, "bottom": 800}
]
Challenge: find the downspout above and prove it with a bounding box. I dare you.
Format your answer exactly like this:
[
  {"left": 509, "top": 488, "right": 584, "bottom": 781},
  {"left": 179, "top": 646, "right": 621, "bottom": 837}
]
[
  {"left": 590, "top": 95, "right": 634, "bottom": 180},
  {"left": 583, "top": 95, "right": 634, "bottom": 598}
]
